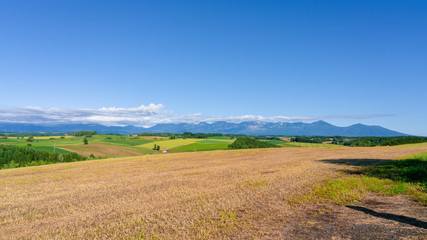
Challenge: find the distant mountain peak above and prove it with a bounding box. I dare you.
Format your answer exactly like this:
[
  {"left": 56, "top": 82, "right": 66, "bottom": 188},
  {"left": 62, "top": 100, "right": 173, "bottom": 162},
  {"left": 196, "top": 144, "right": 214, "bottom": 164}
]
[{"left": 0, "top": 121, "right": 407, "bottom": 136}]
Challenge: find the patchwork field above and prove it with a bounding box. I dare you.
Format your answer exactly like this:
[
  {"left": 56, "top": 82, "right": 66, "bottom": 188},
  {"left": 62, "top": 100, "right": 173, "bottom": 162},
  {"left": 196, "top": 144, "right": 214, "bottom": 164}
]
[
  {"left": 58, "top": 143, "right": 142, "bottom": 157},
  {"left": 0, "top": 135, "right": 236, "bottom": 157},
  {"left": 1, "top": 145, "right": 426, "bottom": 239}
]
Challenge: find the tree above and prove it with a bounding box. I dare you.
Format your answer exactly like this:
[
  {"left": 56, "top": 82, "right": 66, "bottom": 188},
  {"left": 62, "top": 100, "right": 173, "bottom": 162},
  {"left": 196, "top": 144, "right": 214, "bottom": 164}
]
[
  {"left": 74, "top": 131, "right": 97, "bottom": 137},
  {"left": 83, "top": 137, "right": 88, "bottom": 145},
  {"left": 26, "top": 136, "right": 34, "bottom": 142},
  {"left": 58, "top": 154, "right": 64, "bottom": 162},
  {"left": 170, "top": 134, "right": 176, "bottom": 139},
  {"left": 153, "top": 144, "right": 157, "bottom": 150},
  {"left": 156, "top": 145, "right": 160, "bottom": 151}
]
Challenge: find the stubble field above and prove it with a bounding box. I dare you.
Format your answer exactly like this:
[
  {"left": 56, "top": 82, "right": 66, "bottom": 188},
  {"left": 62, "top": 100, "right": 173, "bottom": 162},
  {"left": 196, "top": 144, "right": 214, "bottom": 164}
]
[{"left": 0, "top": 146, "right": 426, "bottom": 239}]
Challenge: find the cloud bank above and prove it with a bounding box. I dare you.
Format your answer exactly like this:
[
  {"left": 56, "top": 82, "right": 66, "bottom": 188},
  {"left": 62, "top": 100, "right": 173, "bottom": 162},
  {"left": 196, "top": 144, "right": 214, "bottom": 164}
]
[{"left": 0, "top": 104, "right": 394, "bottom": 127}]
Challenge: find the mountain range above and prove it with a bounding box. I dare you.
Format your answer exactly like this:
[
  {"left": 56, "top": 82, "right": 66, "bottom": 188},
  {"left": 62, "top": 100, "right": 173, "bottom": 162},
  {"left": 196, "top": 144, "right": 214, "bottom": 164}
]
[{"left": 0, "top": 121, "right": 407, "bottom": 137}]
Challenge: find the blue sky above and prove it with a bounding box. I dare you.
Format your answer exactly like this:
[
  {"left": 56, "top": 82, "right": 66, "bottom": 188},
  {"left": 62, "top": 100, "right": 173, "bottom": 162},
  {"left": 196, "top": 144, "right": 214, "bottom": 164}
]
[{"left": 0, "top": 1, "right": 426, "bottom": 135}]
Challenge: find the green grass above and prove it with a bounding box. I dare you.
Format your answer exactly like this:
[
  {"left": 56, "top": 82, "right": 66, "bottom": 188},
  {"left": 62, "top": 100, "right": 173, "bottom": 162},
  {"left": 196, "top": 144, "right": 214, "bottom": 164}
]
[
  {"left": 401, "top": 151, "right": 427, "bottom": 161},
  {"left": 170, "top": 143, "right": 230, "bottom": 152},
  {"left": 138, "top": 138, "right": 233, "bottom": 151},
  {"left": 365, "top": 152, "right": 427, "bottom": 188},
  {"left": 301, "top": 176, "right": 419, "bottom": 205},
  {"left": 197, "top": 139, "right": 233, "bottom": 144},
  {"left": 29, "top": 146, "right": 72, "bottom": 154},
  {"left": 264, "top": 140, "right": 287, "bottom": 145},
  {"left": 207, "top": 136, "right": 233, "bottom": 140},
  {"left": 0, "top": 139, "right": 25, "bottom": 143},
  {"left": 296, "top": 152, "right": 427, "bottom": 205},
  {"left": 103, "top": 138, "right": 154, "bottom": 146},
  {"left": 137, "top": 139, "right": 197, "bottom": 150}
]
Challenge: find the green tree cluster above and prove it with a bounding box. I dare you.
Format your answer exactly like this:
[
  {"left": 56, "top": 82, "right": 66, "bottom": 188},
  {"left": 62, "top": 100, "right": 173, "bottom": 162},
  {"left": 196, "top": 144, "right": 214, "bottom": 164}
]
[
  {"left": 73, "top": 131, "right": 97, "bottom": 137},
  {"left": 343, "top": 136, "right": 426, "bottom": 147},
  {"left": 290, "top": 136, "right": 323, "bottom": 143},
  {"left": 0, "top": 144, "right": 86, "bottom": 169},
  {"left": 228, "top": 137, "right": 278, "bottom": 150}
]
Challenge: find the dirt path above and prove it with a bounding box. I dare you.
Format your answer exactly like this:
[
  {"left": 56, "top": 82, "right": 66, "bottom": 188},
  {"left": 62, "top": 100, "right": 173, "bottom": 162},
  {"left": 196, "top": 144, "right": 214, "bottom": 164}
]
[{"left": 281, "top": 194, "right": 427, "bottom": 239}]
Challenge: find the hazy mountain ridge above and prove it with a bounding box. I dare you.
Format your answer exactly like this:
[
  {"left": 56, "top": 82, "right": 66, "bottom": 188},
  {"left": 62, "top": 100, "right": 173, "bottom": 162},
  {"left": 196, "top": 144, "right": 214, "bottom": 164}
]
[{"left": 0, "top": 121, "right": 407, "bottom": 136}]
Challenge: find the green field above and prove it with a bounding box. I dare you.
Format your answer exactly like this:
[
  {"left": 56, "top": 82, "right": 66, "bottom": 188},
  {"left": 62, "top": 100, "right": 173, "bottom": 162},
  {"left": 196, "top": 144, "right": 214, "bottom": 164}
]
[
  {"left": 264, "top": 140, "right": 299, "bottom": 147},
  {"left": 29, "top": 146, "right": 72, "bottom": 154},
  {"left": 138, "top": 138, "right": 198, "bottom": 149},
  {"left": 170, "top": 142, "right": 230, "bottom": 152},
  {"left": 103, "top": 138, "right": 154, "bottom": 146},
  {"left": 139, "top": 138, "right": 234, "bottom": 151},
  {"left": 206, "top": 136, "right": 234, "bottom": 140}
]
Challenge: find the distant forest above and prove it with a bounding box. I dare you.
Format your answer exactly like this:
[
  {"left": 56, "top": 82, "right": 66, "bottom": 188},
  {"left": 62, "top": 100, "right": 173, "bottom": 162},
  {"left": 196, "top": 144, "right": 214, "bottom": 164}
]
[{"left": 290, "top": 136, "right": 427, "bottom": 147}]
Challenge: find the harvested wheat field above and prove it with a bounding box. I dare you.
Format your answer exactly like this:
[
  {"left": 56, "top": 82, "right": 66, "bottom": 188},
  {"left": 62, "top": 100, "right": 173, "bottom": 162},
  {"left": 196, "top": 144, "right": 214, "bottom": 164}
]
[
  {"left": 0, "top": 146, "right": 426, "bottom": 239},
  {"left": 58, "top": 143, "right": 142, "bottom": 157}
]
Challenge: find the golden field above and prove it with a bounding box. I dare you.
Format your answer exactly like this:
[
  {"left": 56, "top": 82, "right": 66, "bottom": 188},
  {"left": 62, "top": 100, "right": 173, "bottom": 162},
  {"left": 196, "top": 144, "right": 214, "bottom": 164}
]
[{"left": 1, "top": 146, "right": 426, "bottom": 239}]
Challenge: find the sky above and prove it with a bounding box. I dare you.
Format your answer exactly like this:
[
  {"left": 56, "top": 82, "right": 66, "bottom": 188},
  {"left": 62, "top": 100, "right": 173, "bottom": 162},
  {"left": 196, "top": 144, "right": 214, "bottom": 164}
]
[{"left": 0, "top": 1, "right": 426, "bottom": 135}]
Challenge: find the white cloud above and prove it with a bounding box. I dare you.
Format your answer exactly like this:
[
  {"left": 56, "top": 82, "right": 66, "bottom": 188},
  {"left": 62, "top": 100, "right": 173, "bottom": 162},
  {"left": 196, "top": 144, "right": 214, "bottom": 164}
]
[
  {"left": 0, "top": 104, "right": 164, "bottom": 126},
  {"left": 0, "top": 104, "right": 394, "bottom": 127}
]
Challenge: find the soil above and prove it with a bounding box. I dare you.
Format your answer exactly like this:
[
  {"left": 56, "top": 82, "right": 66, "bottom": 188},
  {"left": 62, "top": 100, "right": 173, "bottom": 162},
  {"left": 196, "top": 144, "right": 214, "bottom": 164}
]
[
  {"left": 280, "top": 194, "right": 427, "bottom": 240},
  {"left": 58, "top": 143, "right": 141, "bottom": 157}
]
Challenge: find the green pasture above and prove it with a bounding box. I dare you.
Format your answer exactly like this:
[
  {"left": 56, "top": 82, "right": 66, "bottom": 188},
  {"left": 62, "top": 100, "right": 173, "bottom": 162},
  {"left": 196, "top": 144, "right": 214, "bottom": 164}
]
[
  {"left": 137, "top": 138, "right": 234, "bottom": 151},
  {"left": 138, "top": 139, "right": 201, "bottom": 150},
  {"left": 206, "top": 136, "right": 233, "bottom": 140},
  {"left": 29, "top": 146, "right": 72, "bottom": 154},
  {"left": 170, "top": 142, "right": 230, "bottom": 152},
  {"left": 301, "top": 151, "right": 427, "bottom": 205},
  {"left": 103, "top": 138, "right": 154, "bottom": 146},
  {"left": 197, "top": 139, "right": 233, "bottom": 144},
  {"left": 0, "top": 138, "right": 25, "bottom": 144},
  {"left": 264, "top": 140, "right": 297, "bottom": 147}
]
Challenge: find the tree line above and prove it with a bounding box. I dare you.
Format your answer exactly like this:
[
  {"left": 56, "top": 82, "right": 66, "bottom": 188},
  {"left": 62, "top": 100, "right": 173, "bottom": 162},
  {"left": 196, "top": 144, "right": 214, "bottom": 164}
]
[
  {"left": 228, "top": 137, "right": 278, "bottom": 149},
  {"left": 138, "top": 132, "right": 227, "bottom": 139},
  {"left": 71, "top": 131, "right": 97, "bottom": 137},
  {"left": 290, "top": 136, "right": 328, "bottom": 143},
  {"left": 288, "top": 136, "right": 426, "bottom": 147},
  {"left": 343, "top": 136, "right": 427, "bottom": 147},
  {"left": 0, "top": 144, "right": 87, "bottom": 169}
]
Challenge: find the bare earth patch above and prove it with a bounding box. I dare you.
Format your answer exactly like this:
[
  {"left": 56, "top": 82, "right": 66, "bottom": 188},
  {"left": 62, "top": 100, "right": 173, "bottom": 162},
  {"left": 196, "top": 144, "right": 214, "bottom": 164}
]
[
  {"left": 0, "top": 146, "right": 426, "bottom": 239},
  {"left": 281, "top": 194, "right": 427, "bottom": 240},
  {"left": 58, "top": 143, "right": 141, "bottom": 157}
]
